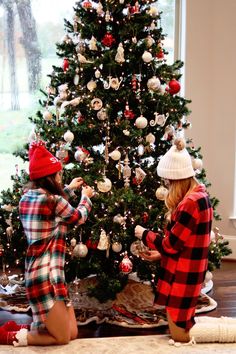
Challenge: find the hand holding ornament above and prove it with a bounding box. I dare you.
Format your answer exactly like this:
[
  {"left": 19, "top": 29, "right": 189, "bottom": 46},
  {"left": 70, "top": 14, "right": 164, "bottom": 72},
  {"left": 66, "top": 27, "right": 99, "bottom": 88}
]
[
  {"left": 139, "top": 250, "right": 161, "bottom": 262},
  {"left": 67, "top": 177, "right": 84, "bottom": 190},
  {"left": 82, "top": 185, "right": 95, "bottom": 199}
]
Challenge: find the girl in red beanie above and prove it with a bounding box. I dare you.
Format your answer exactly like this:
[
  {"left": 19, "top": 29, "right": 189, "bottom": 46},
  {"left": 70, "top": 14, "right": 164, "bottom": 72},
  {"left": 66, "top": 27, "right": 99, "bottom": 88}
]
[
  {"left": 0, "top": 141, "right": 94, "bottom": 347},
  {"left": 135, "top": 139, "right": 236, "bottom": 346}
]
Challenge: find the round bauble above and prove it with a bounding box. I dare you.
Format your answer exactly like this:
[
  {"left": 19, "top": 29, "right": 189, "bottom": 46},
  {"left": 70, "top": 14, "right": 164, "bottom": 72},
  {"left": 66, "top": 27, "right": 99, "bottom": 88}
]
[
  {"left": 64, "top": 130, "right": 74, "bottom": 143},
  {"left": 168, "top": 79, "right": 181, "bottom": 95},
  {"left": 119, "top": 254, "right": 133, "bottom": 274},
  {"left": 135, "top": 115, "right": 148, "bottom": 129},
  {"left": 97, "top": 177, "right": 112, "bottom": 192},
  {"left": 70, "top": 238, "right": 77, "bottom": 247},
  {"left": 87, "top": 80, "right": 97, "bottom": 92},
  {"left": 109, "top": 149, "right": 121, "bottom": 161},
  {"left": 142, "top": 51, "right": 153, "bottom": 63},
  {"left": 74, "top": 147, "right": 90, "bottom": 162},
  {"left": 91, "top": 98, "right": 103, "bottom": 110},
  {"left": 73, "top": 242, "right": 88, "bottom": 258},
  {"left": 112, "top": 242, "right": 122, "bottom": 253},
  {"left": 192, "top": 158, "right": 203, "bottom": 171},
  {"left": 147, "top": 76, "right": 161, "bottom": 91},
  {"left": 145, "top": 133, "right": 156, "bottom": 144},
  {"left": 43, "top": 110, "right": 53, "bottom": 121},
  {"left": 137, "top": 144, "right": 145, "bottom": 156},
  {"left": 155, "top": 186, "right": 168, "bottom": 200},
  {"left": 97, "top": 108, "right": 108, "bottom": 120}
]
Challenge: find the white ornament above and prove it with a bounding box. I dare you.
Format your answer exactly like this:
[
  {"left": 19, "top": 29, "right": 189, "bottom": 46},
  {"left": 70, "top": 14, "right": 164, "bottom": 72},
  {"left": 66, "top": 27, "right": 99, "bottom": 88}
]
[
  {"left": 87, "top": 80, "right": 97, "bottom": 92},
  {"left": 96, "top": 2, "right": 103, "bottom": 15},
  {"left": 97, "top": 108, "right": 108, "bottom": 120},
  {"left": 137, "top": 144, "right": 145, "bottom": 156},
  {"left": 78, "top": 53, "right": 93, "bottom": 64},
  {"left": 113, "top": 214, "right": 125, "bottom": 224},
  {"left": 147, "top": 6, "right": 159, "bottom": 17},
  {"left": 150, "top": 112, "right": 169, "bottom": 127},
  {"left": 89, "top": 36, "right": 98, "bottom": 51},
  {"left": 74, "top": 74, "right": 80, "bottom": 85},
  {"left": 147, "top": 76, "right": 161, "bottom": 91},
  {"left": 43, "top": 110, "right": 53, "bottom": 121},
  {"left": 91, "top": 98, "right": 103, "bottom": 110},
  {"left": 73, "top": 242, "right": 88, "bottom": 258},
  {"left": 130, "top": 240, "right": 149, "bottom": 256},
  {"left": 109, "top": 149, "right": 121, "bottom": 161},
  {"left": 192, "top": 158, "right": 203, "bottom": 171},
  {"left": 97, "top": 229, "right": 109, "bottom": 250},
  {"left": 70, "top": 238, "right": 77, "bottom": 247},
  {"left": 135, "top": 167, "right": 146, "bottom": 183},
  {"left": 145, "top": 133, "right": 156, "bottom": 144},
  {"left": 155, "top": 186, "right": 168, "bottom": 200},
  {"left": 132, "top": 36, "right": 137, "bottom": 43},
  {"left": 142, "top": 51, "right": 153, "bottom": 63},
  {"left": 123, "top": 129, "right": 130, "bottom": 136},
  {"left": 95, "top": 69, "right": 101, "bottom": 78},
  {"left": 64, "top": 130, "right": 74, "bottom": 143},
  {"left": 112, "top": 242, "right": 122, "bottom": 253},
  {"left": 145, "top": 35, "right": 155, "bottom": 48},
  {"left": 115, "top": 43, "right": 125, "bottom": 63},
  {"left": 110, "top": 77, "right": 123, "bottom": 90},
  {"left": 74, "top": 147, "right": 89, "bottom": 162},
  {"left": 135, "top": 115, "right": 148, "bottom": 129},
  {"left": 97, "top": 177, "right": 112, "bottom": 192}
]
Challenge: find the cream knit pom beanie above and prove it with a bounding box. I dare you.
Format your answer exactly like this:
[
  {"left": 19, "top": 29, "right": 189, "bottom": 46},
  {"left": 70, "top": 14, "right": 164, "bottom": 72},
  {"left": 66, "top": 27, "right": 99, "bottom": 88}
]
[{"left": 157, "top": 138, "right": 195, "bottom": 180}]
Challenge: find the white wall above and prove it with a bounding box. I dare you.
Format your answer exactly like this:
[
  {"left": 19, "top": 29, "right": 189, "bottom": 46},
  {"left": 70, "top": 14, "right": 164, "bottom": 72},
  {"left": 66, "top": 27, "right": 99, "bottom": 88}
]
[{"left": 184, "top": 0, "right": 236, "bottom": 258}]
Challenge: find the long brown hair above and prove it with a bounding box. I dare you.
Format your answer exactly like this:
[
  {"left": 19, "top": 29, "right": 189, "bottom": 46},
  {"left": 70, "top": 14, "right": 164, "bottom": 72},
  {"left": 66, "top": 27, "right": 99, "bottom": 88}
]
[
  {"left": 25, "top": 173, "right": 67, "bottom": 199},
  {"left": 165, "top": 177, "right": 198, "bottom": 219}
]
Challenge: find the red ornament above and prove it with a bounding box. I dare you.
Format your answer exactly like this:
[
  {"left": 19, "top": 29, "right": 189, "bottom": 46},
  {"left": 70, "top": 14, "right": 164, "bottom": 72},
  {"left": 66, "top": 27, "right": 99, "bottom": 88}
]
[
  {"left": 124, "top": 103, "right": 135, "bottom": 119},
  {"left": 86, "top": 238, "right": 98, "bottom": 250},
  {"left": 63, "top": 58, "right": 69, "bottom": 72},
  {"left": 119, "top": 253, "right": 133, "bottom": 274},
  {"left": 142, "top": 212, "right": 149, "bottom": 223},
  {"left": 131, "top": 75, "right": 137, "bottom": 91},
  {"left": 82, "top": 0, "right": 92, "bottom": 9},
  {"left": 156, "top": 49, "right": 164, "bottom": 59},
  {"left": 168, "top": 79, "right": 181, "bottom": 95},
  {"left": 77, "top": 114, "right": 84, "bottom": 124},
  {"left": 101, "top": 33, "right": 116, "bottom": 47}
]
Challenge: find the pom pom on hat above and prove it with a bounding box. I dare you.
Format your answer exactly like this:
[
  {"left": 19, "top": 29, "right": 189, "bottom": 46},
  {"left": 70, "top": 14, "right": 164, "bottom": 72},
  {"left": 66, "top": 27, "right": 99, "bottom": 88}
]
[
  {"left": 157, "top": 138, "right": 195, "bottom": 180},
  {"left": 29, "top": 141, "right": 62, "bottom": 180}
]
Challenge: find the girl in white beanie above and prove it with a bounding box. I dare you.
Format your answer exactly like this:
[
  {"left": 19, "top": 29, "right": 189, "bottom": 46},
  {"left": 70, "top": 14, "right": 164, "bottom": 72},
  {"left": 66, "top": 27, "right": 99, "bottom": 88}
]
[{"left": 135, "top": 138, "right": 236, "bottom": 346}]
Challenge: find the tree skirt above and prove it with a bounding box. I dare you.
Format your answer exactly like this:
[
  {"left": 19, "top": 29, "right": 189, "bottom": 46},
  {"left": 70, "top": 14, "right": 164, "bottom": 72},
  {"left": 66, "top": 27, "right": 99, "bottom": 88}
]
[{"left": 0, "top": 275, "right": 217, "bottom": 328}]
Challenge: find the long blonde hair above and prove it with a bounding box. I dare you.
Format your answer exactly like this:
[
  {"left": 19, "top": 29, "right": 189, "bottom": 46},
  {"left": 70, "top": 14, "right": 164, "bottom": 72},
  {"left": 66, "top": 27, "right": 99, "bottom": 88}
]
[{"left": 165, "top": 177, "right": 198, "bottom": 220}]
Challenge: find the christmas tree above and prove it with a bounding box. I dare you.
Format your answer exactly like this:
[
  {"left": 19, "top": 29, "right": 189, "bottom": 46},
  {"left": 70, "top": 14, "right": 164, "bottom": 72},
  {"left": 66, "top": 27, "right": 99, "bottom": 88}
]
[{"left": 0, "top": 0, "right": 231, "bottom": 302}]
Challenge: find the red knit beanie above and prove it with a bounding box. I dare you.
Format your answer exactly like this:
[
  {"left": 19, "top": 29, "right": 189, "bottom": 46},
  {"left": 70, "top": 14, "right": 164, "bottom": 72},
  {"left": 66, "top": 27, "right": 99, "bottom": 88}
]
[{"left": 29, "top": 141, "right": 62, "bottom": 180}]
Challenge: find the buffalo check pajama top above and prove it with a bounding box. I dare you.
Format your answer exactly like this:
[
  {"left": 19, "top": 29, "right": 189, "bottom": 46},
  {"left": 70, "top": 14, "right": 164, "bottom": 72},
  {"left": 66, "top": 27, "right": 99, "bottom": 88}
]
[
  {"left": 19, "top": 187, "right": 92, "bottom": 330},
  {"left": 142, "top": 184, "right": 213, "bottom": 330}
]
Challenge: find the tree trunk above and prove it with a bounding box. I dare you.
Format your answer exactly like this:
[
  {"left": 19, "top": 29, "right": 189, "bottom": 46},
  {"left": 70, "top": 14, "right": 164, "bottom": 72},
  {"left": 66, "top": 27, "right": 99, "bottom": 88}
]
[
  {"left": 15, "top": 0, "right": 41, "bottom": 92},
  {"left": 4, "top": 0, "right": 20, "bottom": 110}
]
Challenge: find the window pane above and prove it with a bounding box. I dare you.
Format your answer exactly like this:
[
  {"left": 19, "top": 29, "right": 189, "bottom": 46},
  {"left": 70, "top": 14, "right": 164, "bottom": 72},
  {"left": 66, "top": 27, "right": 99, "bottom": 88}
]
[{"left": 0, "top": 0, "right": 176, "bottom": 191}]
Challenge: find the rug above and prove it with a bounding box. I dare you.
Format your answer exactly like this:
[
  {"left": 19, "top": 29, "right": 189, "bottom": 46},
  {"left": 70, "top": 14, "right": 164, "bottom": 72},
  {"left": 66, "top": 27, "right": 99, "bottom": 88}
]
[
  {"left": 0, "top": 275, "right": 217, "bottom": 328},
  {"left": 0, "top": 334, "right": 236, "bottom": 354}
]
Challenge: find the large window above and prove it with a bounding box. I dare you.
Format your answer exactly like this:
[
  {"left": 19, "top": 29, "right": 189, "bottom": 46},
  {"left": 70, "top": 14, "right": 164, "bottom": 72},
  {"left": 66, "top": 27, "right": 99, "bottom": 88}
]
[{"left": 0, "top": 0, "right": 176, "bottom": 191}]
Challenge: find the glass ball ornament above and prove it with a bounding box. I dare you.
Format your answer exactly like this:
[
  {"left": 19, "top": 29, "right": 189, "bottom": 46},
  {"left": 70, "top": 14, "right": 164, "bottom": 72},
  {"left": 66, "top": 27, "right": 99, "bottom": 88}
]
[
  {"left": 142, "top": 51, "right": 153, "bottom": 63},
  {"left": 135, "top": 115, "right": 148, "bottom": 129},
  {"left": 109, "top": 149, "right": 121, "bottom": 160},
  {"left": 74, "top": 147, "right": 89, "bottom": 162},
  {"left": 155, "top": 186, "right": 168, "bottom": 200},
  {"left": 192, "top": 158, "right": 203, "bottom": 171},
  {"left": 64, "top": 130, "right": 74, "bottom": 143},
  {"left": 73, "top": 242, "right": 88, "bottom": 258},
  {"left": 97, "top": 177, "right": 112, "bottom": 192},
  {"left": 112, "top": 242, "right": 122, "bottom": 253},
  {"left": 147, "top": 76, "right": 161, "bottom": 91},
  {"left": 119, "top": 253, "right": 133, "bottom": 274},
  {"left": 43, "top": 110, "right": 53, "bottom": 121}
]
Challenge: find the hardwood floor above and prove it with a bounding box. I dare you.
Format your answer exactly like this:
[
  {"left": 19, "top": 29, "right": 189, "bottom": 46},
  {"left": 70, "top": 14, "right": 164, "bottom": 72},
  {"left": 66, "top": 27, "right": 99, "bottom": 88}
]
[{"left": 0, "top": 260, "right": 235, "bottom": 338}]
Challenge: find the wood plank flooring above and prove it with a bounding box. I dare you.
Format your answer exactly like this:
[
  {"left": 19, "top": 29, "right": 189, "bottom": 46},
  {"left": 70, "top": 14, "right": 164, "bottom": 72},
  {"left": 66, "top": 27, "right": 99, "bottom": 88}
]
[{"left": 0, "top": 260, "right": 235, "bottom": 338}]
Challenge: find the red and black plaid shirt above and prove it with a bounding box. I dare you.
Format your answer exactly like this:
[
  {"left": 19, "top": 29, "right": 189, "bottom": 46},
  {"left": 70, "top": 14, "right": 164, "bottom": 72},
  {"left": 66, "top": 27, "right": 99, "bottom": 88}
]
[{"left": 142, "top": 184, "right": 213, "bottom": 330}]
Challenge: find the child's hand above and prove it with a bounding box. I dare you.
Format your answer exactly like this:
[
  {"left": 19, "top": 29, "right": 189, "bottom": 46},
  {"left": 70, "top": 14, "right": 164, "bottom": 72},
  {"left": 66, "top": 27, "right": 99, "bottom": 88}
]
[
  {"left": 134, "top": 225, "right": 146, "bottom": 240},
  {"left": 68, "top": 177, "right": 84, "bottom": 190},
  {"left": 82, "top": 185, "right": 95, "bottom": 199},
  {"left": 139, "top": 250, "right": 161, "bottom": 262}
]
